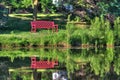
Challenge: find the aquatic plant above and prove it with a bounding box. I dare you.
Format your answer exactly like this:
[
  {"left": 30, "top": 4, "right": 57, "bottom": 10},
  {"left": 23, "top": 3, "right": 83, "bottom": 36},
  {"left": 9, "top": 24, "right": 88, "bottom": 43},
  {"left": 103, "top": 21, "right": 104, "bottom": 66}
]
[
  {"left": 104, "top": 21, "right": 114, "bottom": 47},
  {"left": 114, "top": 17, "right": 120, "bottom": 45}
]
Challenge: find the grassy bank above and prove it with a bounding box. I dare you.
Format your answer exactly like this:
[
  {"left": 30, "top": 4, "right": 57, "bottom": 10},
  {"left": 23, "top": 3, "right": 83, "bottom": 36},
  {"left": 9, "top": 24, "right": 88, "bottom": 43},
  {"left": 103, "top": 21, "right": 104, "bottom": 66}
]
[
  {"left": 0, "top": 30, "right": 68, "bottom": 48},
  {"left": 0, "top": 14, "right": 120, "bottom": 48}
]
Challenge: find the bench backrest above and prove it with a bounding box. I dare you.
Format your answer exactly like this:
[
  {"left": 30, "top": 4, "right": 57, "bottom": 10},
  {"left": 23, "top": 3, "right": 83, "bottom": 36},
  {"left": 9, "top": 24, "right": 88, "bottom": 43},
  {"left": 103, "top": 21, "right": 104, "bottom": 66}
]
[{"left": 31, "top": 21, "right": 55, "bottom": 28}]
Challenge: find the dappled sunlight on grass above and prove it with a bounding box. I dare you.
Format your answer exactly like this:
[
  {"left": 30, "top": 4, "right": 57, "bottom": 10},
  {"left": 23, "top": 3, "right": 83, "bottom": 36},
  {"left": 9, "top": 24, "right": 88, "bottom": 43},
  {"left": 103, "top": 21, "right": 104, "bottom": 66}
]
[{"left": 9, "top": 13, "right": 64, "bottom": 20}]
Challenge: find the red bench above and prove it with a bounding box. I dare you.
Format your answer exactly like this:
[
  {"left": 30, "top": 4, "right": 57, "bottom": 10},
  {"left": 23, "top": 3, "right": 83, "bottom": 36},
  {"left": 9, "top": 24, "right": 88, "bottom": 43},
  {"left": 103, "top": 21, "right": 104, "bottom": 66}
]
[
  {"left": 31, "top": 57, "right": 58, "bottom": 69},
  {"left": 31, "top": 21, "right": 58, "bottom": 32}
]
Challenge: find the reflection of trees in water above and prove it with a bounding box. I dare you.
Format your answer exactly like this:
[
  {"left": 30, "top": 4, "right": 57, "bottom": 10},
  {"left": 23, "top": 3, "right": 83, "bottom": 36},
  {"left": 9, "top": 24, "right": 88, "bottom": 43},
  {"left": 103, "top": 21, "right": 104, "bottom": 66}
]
[
  {"left": 0, "top": 62, "right": 9, "bottom": 80},
  {"left": 0, "top": 48, "right": 120, "bottom": 79},
  {"left": 70, "top": 48, "right": 120, "bottom": 79}
]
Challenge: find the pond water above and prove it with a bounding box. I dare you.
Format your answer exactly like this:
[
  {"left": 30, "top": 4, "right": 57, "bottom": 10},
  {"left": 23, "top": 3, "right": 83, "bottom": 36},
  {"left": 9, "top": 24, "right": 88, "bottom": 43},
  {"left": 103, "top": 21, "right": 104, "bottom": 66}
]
[{"left": 0, "top": 47, "right": 120, "bottom": 80}]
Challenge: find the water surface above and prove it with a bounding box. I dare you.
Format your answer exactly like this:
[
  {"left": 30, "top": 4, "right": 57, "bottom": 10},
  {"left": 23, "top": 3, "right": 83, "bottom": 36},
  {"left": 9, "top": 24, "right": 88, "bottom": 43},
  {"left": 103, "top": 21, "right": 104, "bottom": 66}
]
[{"left": 0, "top": 47, "right": 120, "bottom": 80}]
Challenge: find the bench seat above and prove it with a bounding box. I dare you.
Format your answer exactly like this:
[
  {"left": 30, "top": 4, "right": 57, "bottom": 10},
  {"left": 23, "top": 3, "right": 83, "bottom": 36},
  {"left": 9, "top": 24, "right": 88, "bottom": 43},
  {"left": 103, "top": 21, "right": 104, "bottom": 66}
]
[{"left": 31, "top": 20, "right": 58, "bottom": 32}]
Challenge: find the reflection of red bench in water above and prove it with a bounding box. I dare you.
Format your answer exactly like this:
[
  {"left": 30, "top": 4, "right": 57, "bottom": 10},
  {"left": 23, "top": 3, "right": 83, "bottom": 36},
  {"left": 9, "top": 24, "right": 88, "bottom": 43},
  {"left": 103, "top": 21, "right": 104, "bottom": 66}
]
[
  {"left": 31, "top": 21, "right": 58, "bottom": 32},
  {"left": 31, "top": 57, "right": 58, "bottom": 69}
]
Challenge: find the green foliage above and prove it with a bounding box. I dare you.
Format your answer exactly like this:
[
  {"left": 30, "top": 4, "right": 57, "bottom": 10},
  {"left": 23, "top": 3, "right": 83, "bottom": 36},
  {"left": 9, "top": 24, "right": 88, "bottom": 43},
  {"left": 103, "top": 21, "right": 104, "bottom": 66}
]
[
  {"left": 90, "top": 56, "right": 101, "bottom": 75},
  {"left": 97, "top": 2, "right": 109, "bottom": 15},
  {"left": 10, "top": 0, "right": 21, "bottom": 8},
  {"left": 1, "top": 0, "right": 32, "bottom": 9},
  {"left": 89, "top": 48, "right": 114, "bottom": 77},
  {"left": 114, "top": 54, "right": 120, "bottom": 75},
  {"left": 21, "top": 0, "right": 32, "bottom": 8},
  {"left": 104, "top": 21, "right": 114, "bottom": 45},
  {"left": 40, "top": 0, "right": 56, "bottom": 13},
  {"left": 114, "top": 17, "right": 120, "bottom": 45},
  {"left": 97, "top": 0, "right": 120, "bottom": 16}
]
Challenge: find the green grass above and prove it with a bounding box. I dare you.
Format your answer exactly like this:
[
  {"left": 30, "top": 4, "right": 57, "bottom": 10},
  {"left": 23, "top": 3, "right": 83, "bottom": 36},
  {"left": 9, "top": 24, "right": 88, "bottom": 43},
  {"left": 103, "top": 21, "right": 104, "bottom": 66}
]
[
  {"left": 0, "top": 14, "right": 120, "bottom": 48},
  {"left": 0, "top": 30, "right": 68, "bottom": 48},
  {"left": 0, "top": 13, "right": 68, "bottom": 48}
]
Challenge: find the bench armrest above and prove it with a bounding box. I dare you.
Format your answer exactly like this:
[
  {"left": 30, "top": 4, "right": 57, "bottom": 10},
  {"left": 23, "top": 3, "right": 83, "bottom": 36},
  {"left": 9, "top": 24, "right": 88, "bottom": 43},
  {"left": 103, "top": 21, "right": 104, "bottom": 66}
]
[{"left": 54, "top": 24, "right": 58, "bottom": 27}]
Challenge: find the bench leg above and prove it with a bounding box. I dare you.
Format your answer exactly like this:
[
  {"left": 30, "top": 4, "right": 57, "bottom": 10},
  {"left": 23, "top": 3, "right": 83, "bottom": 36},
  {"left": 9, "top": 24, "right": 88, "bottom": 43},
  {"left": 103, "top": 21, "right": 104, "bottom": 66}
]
[
  {"left": 31, "top": 28, "right": 36, "bottom": 32},
  {"left": 55, "top": 26, "right": 58, "bottom": 32},
  {"left": 52, "top": 28, "right": 55, "bottom": 32}
]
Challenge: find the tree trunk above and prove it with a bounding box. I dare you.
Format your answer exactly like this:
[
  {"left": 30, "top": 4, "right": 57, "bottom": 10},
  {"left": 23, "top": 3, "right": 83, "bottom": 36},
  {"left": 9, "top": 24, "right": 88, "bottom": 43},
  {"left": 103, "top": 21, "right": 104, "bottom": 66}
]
[
  {"left": 33, "top": 69, "right": 42, "bottom": 80},
  {"left": 33, "top": 69, "right": 38, "bottom": 80},
  {"left": 37, "top": 72, "right": 42, "bottom": 80},
  {"left": 33, "top": 0, "right": 38, "bottom": 21}
]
